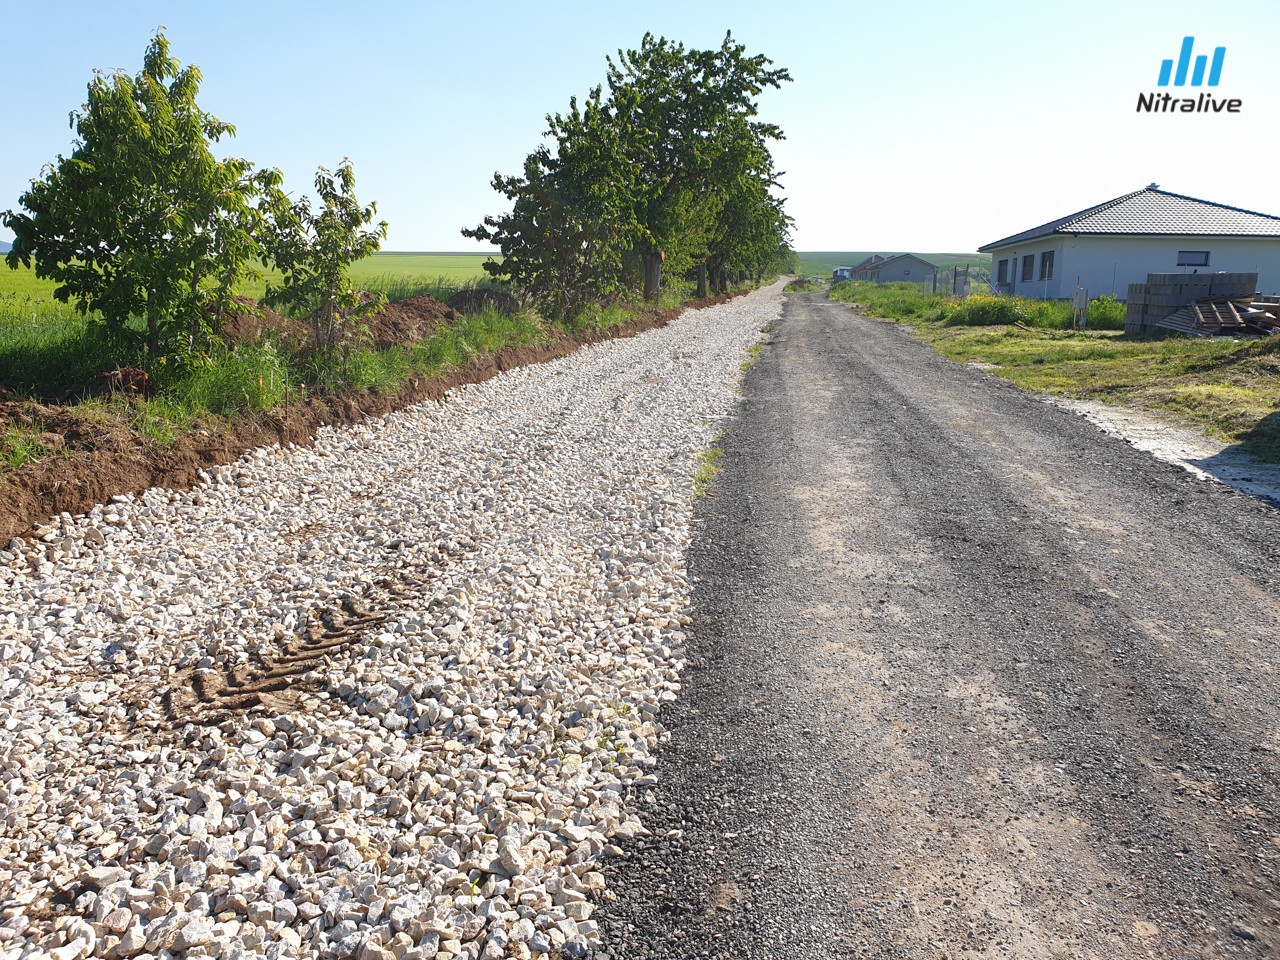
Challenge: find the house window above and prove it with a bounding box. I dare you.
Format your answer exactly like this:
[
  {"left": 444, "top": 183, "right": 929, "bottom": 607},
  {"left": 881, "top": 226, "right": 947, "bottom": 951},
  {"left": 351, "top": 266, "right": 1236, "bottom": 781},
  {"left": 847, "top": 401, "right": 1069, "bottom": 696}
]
[
  {"left": 1039, "top": 250, "right": 1054, "bottom": 281},
  {"left": 903, "top": 269, "right": 911, "bottom": 276},
  {"left": 997, "top": 259, "right": 1009, "bottom": 283},
  {"left": 1177, "top": 250, "right": 1210, "bottom": 266},
  {"left": 1021, "top": 254, "right": 1034, "bottom": 282}
]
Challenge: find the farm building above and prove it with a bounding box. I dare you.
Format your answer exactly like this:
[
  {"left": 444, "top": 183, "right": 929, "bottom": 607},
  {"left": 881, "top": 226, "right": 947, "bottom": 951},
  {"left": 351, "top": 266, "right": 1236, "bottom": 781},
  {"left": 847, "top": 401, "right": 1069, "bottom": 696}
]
[
  {"left": 979, "top": 186, "right": 1280, "bottom": 299},
  {"left": 842, "top": 253, "right": 937, "bottom": 284}
]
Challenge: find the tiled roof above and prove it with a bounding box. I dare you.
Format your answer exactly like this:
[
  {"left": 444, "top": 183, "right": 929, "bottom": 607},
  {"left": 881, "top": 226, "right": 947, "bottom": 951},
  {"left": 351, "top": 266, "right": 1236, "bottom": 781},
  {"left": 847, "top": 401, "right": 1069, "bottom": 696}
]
[{"left": 979, "top": 188, "right": 1280, "bottom": 250}]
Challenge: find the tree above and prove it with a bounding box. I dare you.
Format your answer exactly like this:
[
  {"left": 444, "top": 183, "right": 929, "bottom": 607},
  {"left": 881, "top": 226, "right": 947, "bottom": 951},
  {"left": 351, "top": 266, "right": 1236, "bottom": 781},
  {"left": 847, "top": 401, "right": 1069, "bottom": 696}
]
[
  {"left": 262, "top": 160, "right": 387, "bottom": 351},
  {"left": 2, "top": 31, "right": 262, "bottom": 357},
  {"left": 601, "top": 32, "right": 791, "bottom": 300},
  {"left": 463, "top": 89, "right": 627, "bottom": 321}
]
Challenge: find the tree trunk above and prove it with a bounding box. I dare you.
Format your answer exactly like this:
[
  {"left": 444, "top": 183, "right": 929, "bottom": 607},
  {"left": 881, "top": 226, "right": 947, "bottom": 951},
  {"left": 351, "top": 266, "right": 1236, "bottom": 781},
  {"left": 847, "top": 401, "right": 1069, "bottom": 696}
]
[
  {"left": 738, "top": 269, "right": 747, "bottom": 283},
  {"left": 715, "top": 268, "right": 728, "bottom": 295},
  {"left": 642, "top": 251, "right": 662, "bottom": 304},
  {"left": 696, "top": 263, "right": 708, "bottom": 299}
]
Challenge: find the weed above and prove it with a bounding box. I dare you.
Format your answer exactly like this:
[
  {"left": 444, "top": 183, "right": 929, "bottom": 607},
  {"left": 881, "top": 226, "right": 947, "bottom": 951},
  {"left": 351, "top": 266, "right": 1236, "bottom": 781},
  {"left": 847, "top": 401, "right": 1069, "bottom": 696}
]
[
  {"left": 693, "top": 446, "right": 725, "bottom": 497},
  {"left": 1, "top": 428, "right": 50, "bottom": 470},
  {"left": 739, "top": 342, "right": 765, "bottom": 373}
]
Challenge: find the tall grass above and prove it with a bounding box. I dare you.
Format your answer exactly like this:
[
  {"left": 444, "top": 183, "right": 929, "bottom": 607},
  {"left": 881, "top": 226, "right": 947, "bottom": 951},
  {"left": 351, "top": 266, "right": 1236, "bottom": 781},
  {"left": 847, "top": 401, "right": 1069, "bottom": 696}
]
[{"left": 829, "top": 281, "right": 1125, "bottom": 331}]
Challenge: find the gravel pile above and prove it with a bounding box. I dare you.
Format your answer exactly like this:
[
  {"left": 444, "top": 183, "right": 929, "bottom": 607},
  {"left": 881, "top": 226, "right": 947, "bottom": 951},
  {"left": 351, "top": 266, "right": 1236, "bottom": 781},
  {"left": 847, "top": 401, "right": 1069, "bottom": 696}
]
[{"left": 0, "top": 284, "right": 782, "bottom": 960}]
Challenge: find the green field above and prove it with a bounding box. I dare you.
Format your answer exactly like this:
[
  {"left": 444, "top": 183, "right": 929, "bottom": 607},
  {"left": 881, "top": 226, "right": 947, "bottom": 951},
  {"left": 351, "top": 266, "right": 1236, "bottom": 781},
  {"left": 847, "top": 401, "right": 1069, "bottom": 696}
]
[
  {"left": 796, "top": 251, "right": 990, "bottom": 277},
  {"left": 0, "top": 251, "right": 499, "bottom": 302}
]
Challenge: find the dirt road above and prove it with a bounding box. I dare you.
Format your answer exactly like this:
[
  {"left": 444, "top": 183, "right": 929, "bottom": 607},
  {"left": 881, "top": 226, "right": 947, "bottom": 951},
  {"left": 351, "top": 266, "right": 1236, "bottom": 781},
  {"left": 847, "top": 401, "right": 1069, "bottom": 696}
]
[{"left": 592, "top": 292, "right": 1280, "bottom": 959}]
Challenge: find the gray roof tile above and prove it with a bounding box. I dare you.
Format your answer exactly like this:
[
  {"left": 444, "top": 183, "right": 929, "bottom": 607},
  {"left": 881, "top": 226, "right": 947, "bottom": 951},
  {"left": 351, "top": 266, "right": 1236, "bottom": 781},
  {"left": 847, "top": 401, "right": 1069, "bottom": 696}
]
[{"left": 979, "top": 188, "right": 1280, "bottom": 251}]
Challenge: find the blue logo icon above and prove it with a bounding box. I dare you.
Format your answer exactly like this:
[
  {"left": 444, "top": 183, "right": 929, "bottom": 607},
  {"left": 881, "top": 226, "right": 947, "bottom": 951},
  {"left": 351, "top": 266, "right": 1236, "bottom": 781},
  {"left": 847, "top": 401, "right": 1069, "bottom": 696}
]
[{"left": 1159, "top": 37, "right": 1225, "bottom": 87}]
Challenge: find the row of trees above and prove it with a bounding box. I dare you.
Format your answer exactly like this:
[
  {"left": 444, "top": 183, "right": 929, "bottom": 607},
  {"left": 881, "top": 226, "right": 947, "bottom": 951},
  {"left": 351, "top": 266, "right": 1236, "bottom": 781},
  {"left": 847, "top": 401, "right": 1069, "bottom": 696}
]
[
  {"left": 463, "top": 33, "right": 794, "bottom": 320},
  {"left": 2, "top": 32, "right": 386, "bottom": 357}
]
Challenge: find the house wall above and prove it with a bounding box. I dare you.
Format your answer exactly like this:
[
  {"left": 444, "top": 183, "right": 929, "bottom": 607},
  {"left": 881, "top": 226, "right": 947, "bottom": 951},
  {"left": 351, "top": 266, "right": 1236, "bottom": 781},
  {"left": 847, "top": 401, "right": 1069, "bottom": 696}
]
[
  {"left": 988, "top": 237, "right": 1066, "bottom": 298},
  {"left": 987, "top": 235, "right": 1280, "bottom": 299},
  {"left": 874, "top": 255, "right": 937, "bottom": 285}
]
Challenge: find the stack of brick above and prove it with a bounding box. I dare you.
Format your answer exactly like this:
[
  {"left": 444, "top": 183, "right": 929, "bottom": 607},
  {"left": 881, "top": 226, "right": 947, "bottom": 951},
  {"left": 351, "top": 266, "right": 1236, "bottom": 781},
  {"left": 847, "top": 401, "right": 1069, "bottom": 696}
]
[{"left": 1124, "top": 272, "right": 1258, "bottom": 334}]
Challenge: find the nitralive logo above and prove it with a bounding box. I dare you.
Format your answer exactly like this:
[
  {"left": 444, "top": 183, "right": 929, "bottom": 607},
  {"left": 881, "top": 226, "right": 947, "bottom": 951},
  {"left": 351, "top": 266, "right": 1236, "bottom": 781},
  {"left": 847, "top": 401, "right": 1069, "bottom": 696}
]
[{"left": 1137, "top": 36, "right": 1241, "bottom": 113}]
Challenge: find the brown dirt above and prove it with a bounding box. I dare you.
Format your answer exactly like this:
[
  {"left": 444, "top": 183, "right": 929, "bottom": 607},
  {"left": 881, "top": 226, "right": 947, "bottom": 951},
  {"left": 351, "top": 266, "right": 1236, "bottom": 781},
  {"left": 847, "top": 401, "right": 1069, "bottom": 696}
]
[
  {"left": 446, "top": 288, "right": 521, "bottom": 316},
  {"left": 0, "top": 291, "right": 743, "bottom": 544},
  {"left": 361, "top": 293, "right": 456, "bottom": 349},
  {"left": 217, "top": 297, "right": 309, "bottom": 348}
]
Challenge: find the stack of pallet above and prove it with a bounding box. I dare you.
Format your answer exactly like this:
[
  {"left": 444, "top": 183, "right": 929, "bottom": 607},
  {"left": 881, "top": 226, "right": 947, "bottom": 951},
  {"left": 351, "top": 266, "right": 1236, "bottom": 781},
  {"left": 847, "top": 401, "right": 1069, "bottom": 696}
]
[
  {"left": 1153, "top": 297, "right": 1280, "bottom": 337},
  {"left": 1124, "top": 272, "right": 1258, "bottom": 334}
]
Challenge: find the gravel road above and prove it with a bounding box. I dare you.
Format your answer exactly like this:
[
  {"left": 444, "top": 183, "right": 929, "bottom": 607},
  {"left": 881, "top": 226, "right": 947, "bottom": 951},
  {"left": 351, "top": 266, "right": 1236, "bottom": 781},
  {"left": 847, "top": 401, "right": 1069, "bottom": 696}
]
[
  {"left": 593, "top": 292, "right": 1280, "bottom": 959},
  {"left": 0, "top": 287, "right": 781, "bottom": 960}
]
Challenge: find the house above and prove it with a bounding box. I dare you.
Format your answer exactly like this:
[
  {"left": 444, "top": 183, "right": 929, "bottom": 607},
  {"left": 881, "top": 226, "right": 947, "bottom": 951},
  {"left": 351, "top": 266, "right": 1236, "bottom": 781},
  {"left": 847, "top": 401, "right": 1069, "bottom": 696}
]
[
  {"left": 832, "top": 265, "right": 856, "bottom": 281},
  {"left": 848, "top": 254, "right": 886, "bottom": 280},
  {"left": 852, "top": 253, "right": 937, "bottom": 285},
  {"left": 979, "top": 186, "right": 1280, "bottom": 299}
]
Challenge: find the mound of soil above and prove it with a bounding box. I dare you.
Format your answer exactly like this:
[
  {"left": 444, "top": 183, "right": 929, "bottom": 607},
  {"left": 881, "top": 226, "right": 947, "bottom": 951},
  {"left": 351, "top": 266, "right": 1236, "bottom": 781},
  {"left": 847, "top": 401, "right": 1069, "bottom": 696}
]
[
  {"left": 447, "top": 288, "right": 520, "bottom": 317},
  {"left": 362, "top": 294, "right": 456, "bottom": 349},
  {"left": 217, "top": 297, "right": 309, "bottom": 349},
  {"left": 0, "top": 288, "right": 750, "bottom": 543}
]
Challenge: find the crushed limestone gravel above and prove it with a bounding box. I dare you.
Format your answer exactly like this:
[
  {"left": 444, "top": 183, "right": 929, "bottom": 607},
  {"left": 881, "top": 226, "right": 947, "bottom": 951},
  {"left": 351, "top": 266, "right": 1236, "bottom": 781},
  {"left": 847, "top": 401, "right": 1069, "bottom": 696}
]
[{"left": 0, "top": 283, "right": 783, "bottom": 960}]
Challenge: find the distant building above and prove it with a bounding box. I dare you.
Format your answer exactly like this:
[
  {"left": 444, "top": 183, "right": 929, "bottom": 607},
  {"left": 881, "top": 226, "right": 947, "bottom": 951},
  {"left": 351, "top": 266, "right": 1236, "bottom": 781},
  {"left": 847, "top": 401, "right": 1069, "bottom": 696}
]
[
  {"left": 978, "top": 186, "right": 1280, "bottom": 299},
  {"left": 846, "top": 253, "right": 938, "bottom": 285}
]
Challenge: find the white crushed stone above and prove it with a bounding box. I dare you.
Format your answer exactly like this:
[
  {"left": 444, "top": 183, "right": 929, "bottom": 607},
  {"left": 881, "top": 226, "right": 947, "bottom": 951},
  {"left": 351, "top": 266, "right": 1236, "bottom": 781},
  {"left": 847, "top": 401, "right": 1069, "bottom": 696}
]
[
  {"left": 0, "top": 282, "right": 784, "bottom": 960},
  {"left": 1052, "top": 398, "right": 1280, "bottom": 505}
]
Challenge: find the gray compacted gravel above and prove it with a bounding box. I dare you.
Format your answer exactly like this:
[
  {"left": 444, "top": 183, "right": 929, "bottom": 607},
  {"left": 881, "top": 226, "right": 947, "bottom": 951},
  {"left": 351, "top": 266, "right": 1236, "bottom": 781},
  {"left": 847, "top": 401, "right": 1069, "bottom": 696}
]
[{"left": 593, "top": 292, "right": 1280, "bottom": 960}]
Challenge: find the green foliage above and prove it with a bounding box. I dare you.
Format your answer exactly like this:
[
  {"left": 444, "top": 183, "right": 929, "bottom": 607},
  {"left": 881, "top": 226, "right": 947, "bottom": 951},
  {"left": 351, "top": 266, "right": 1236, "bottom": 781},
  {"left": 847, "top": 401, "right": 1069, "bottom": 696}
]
[
  {"left": 163, "top": 341, "right": 288, "bottom": 414},
  {"left": 943, "top": 293, "right": 1026, "bottom": 327},
  {"left": 263, "top": 159, "right": 388, "bottom": 350},
  {"left": 466, "top": 32, "right": 791, "bottom": 309},
  {"left": 1086, "top": 295, "right": 1126, "bottom": 330},
  {"left": 829, "top": 282, "right": 1127, "bottom": 333},
  {"left": 2, "top": 31, "right": 265, "bottom": 356}
]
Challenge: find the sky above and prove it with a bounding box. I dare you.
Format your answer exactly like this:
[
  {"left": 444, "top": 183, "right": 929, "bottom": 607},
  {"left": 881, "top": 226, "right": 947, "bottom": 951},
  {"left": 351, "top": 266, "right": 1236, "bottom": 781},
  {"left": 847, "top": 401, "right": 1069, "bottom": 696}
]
[{"left": 3, "top": 0, "right": 1278, "bottom": 254}]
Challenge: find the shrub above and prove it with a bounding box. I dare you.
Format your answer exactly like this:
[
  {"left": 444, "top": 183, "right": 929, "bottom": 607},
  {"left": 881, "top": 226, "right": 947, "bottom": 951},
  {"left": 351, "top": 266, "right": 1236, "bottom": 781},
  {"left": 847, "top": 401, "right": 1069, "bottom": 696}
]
[
  {"left": 944, "top": 294, "right": 1026, "bottom": 326},
  {"left": 1087, "top": 295, "right": 1125, "bottom": 331}
]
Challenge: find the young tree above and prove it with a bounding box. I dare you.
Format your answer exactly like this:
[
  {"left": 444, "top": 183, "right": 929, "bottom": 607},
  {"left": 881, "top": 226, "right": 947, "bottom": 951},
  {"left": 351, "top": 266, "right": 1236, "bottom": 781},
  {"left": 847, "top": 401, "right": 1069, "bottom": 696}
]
[
  {"left": 463, "top": 90, "right": 628, "bottom": 321},
  {"left": 262, "top": 160, "right": 387, "bottom": 351},
  {"left": 2, "top": 31, "right": 262, "bottom": 357}
]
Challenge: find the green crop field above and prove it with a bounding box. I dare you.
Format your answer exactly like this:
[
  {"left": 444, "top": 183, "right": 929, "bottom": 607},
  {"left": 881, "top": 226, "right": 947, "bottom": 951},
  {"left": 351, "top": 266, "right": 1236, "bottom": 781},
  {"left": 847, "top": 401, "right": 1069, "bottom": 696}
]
[
  {"left": 0, "top": 251, "right": 499, "bottom": 303},
  {"left": 797, "top": 251, "right": 990, "bottom": 277}
]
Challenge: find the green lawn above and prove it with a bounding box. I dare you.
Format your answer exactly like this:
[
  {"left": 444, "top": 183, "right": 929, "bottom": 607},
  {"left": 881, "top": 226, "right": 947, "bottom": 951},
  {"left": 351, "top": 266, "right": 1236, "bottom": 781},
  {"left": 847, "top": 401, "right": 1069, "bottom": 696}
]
[{"left": 797, "top": 251, "right": 990, "bottom": 278}]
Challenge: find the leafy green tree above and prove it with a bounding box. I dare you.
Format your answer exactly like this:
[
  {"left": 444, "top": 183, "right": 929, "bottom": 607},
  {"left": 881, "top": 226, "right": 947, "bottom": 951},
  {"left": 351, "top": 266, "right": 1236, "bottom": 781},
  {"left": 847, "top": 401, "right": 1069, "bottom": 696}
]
[
  {"left": 2, "top": 31, "right": 262, "bottom": 357},
  {"left": 463, "top": 90, "right": 627, "bottom": 321},
  {"left": 601, "top": 32, "right": 791, "bottom": 300},
  {"left": 262, "top": 160, "right": 387, "bottom": 351}
]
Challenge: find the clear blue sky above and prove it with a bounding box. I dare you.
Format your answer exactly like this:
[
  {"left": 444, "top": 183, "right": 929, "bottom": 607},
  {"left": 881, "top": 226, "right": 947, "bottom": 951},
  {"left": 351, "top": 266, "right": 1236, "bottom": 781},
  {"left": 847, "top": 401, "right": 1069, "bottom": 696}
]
[{"left": 3, "top": 0, "right": 1278, "bottom": 253}]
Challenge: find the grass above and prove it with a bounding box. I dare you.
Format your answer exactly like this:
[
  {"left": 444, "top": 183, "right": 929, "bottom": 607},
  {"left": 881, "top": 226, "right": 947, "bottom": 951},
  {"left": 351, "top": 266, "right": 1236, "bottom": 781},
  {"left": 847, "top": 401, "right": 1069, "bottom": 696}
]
[
  {"left": 829, "top": 280, "right": 1126, "bottom": 331},
  {"left": 918, "top": 325, "right": 1280, "bottom": 459},
  {"left": 740, "top": 343, "right": 764, "bottom": 373},
  {"left": 824, "top": 279, "right": 1280, "bottom": 461},
  {"left": 0, "top": 253, "right": 763, "bottom": 488},
  {"left": 1, "top": 428, "right": 51, "bottom": 469},
  {"left": 692, "top": 445, "right": 725, "bottom": 497}
]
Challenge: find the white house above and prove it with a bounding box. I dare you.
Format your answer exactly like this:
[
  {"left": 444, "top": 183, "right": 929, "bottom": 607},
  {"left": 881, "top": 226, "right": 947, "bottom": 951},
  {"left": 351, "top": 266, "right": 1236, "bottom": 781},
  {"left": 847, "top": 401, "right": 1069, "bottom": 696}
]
[{"left": 978, "top": 186, "right": 1280, "bottom": 299}]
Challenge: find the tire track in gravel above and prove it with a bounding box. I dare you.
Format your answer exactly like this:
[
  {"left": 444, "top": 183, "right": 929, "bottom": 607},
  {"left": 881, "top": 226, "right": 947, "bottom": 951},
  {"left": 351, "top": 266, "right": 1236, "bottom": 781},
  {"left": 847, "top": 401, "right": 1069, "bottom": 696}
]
[{"left": 593, "top": 292, "right": 1280, "bottom": 959}]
